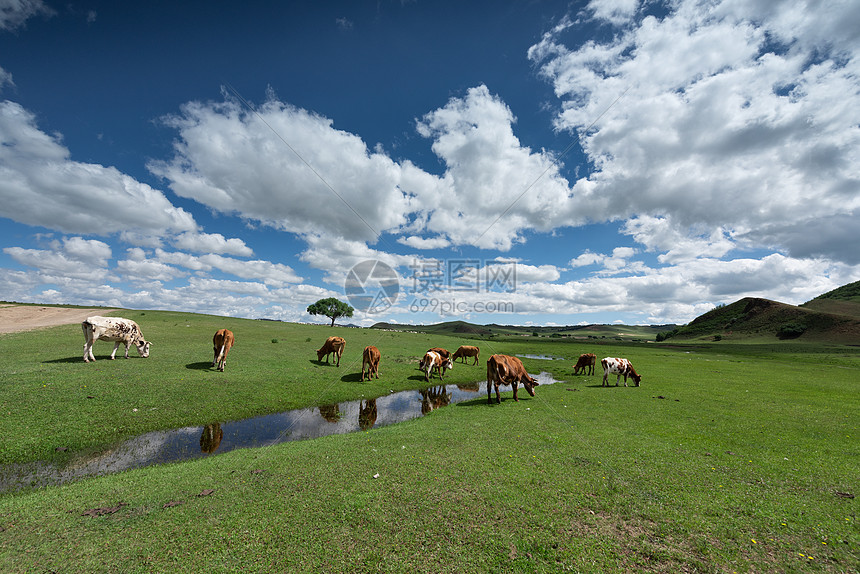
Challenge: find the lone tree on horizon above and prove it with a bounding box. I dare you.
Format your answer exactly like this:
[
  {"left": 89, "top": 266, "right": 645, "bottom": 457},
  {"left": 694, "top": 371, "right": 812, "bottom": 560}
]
[{"left": 307, "top": 297, "right": 354, "bottom": 327}]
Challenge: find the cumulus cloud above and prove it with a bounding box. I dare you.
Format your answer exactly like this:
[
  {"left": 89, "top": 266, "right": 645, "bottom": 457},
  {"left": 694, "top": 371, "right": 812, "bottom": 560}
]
[
  {"left": 529, "top": 0, "right": 860, "bottom": 266},
  {"left": 4, "top": 237, "right": 112, "bottom": 281},
  {"left": 0, "top": 0, "right": 53, "bottom": 31},
  {"left": 149, "top": 95, "right": 411, "bottom": 244},
  {"left": 150, "top": 85, "right": 582, "bottom": 252},
  {"left": 0, "top": 101, "right": 197, "bottom": 236},
  {"left": 172, "top": 231, "right": 253, "bottom": 256},
  {"left": 413, "top": 85, "right": 577, "bottom": 249}
]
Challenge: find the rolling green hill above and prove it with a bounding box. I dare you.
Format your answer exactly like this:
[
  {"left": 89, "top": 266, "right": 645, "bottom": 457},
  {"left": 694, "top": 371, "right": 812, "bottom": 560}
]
[
  {"left": 663, "top": 281, "right": 860, "bottom": 344},
  {"left": 801, "top": 279, "right": 860, "bottom": 318}
]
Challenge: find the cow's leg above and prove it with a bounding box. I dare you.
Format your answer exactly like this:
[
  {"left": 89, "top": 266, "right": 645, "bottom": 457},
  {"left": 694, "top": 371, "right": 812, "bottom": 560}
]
[
  {"left": 109, "top": 342, "right": 121, "bottom": 360},
  {"left": 512, "top": 382, "right": 519, "bottom": 401},
  {"left": 84, "top": 340, "right": 93, "bottom": 362}
]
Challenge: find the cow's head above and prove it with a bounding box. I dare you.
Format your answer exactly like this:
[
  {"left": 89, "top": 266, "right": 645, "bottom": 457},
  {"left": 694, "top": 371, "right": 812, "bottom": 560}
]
[
  {"left": 631, "top": 373, "right": 642, "bottom": 387},
  {"left": 443, "top": 359, "right": 453, "bottom": 371},
  {"left": 136, "top": 340, "right": 151, "bottom": 358},
  {"left": 523, "top": 375, "right": 539, "bottom": 396}
]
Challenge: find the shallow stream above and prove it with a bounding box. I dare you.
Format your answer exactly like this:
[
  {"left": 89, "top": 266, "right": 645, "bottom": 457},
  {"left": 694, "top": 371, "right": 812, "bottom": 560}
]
[{"left": 0, "top": 372, "right": 559, "bottom": 493}]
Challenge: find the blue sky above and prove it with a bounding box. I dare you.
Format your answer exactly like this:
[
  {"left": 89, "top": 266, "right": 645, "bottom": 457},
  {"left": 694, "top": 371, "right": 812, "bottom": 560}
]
[{"left": 1, "top": 0, "right": 858, "bottom": 327}]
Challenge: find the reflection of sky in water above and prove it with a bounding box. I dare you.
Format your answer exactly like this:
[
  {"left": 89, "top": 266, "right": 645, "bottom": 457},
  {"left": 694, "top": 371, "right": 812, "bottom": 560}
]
[{"left": 0, "top": 373, "right": 558, "bottom": 493}]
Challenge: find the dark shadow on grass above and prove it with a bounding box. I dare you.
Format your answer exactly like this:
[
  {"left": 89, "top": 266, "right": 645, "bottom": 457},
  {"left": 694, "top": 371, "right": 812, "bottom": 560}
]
[
  {"left": 186, "top": 362, "right": 214, "bottom": 370},
  {"left": 42, "top": 356, "right": 83, "bottom": 364},
  {"left": 310, "top": 359, "right": 341, "bottom": 367},
  {"left": 340, "top": 372, "right": 363, "bottom": 383},
  {"left": 44, "top": 356, "right": 144, "bottom": 363}
]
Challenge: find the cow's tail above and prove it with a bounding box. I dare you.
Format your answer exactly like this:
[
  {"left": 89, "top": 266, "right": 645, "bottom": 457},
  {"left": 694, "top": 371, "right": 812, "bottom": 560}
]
[{"left": 217, "top": 344, "right": 227, "bottom": 362}]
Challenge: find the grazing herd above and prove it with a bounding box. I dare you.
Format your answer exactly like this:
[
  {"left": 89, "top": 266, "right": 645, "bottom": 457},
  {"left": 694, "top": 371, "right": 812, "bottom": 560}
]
[{"left": 80, "top": 316, "right": 643, "bottom": 404}]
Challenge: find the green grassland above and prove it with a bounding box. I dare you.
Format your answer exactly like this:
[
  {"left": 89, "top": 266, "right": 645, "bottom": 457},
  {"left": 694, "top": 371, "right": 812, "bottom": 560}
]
[{"left": 1, "top": 309, "right": 858, "bottom": 572}]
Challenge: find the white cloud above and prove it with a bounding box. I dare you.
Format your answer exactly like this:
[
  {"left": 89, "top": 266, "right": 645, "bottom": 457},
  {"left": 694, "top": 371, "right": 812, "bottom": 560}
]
[
  {"left": 529, "top": 0, "right": 860, "bottom": 266},
  {"left": 396, "top": 235, "right": 451, "bottom": 250},
  {"left": 150, "top": 86, "right": 583, "bottom": 252},
  {"left": 197, "top": 253, "right": 302, "bottom": 286},
  {"left": 172, "top": 231, "right": 253, "bottom": 256},
  {"left": 0, "top": 65, "right": 13, "bottom": 91},
  {"left": 4, "top": 237, "right": 112, "bottom": 281},
  {"left": 0, "top": 0, "right": 53, "bottom": 31},
  {"left": 587, "top": 0, "right": 639, "bottom": 26},
  {"left": 569, "top": 250, "right": 603, "bottom": 268},
  {"left": 0, "top": 101, "right": 198, "bottom": 237},
  {"left": 413, "top": 85, "right": 577, "bottom": 249},
  {"left": 149, "top": 96, "right": 411, "bottom": 244}
]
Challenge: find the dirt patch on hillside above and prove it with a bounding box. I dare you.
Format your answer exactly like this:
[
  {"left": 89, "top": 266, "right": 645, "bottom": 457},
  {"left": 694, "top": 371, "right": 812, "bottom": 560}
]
[{"left": 0, "top": 305, "right": 118, "bottom": 334}]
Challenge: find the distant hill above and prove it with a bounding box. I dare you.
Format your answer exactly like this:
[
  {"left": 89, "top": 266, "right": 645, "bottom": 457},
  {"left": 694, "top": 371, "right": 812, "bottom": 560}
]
[
  {"left": 370, "top": 321, "right": 674, "bottom": 341},
  {"left": 665, "top": 280, "right": 860, "bottom": 343}
]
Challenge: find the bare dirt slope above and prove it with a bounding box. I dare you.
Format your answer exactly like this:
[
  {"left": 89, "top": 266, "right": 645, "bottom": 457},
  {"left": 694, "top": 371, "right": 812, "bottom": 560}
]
[{"left": 0, "top": 305, "right": 118, "bottom": 334}]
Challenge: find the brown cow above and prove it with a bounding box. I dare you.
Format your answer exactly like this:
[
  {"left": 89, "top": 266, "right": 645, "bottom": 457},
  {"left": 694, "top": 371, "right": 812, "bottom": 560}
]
[
  {"left": 428, "top": 347, "right": 450, "bottom": 359},
  {"left": 420, "top": 350, "right": 453, "bottom": 382},
  {"left": 486, "top": 354, "right": 539, "bottom": 404},
  {"left": 452, "top": 345, "right": 480, "bottom": 365},
  {"left": 572, "top": 352, "right": 596, "bottom": 376},
  {"left": 361, "top": 345, "right": 381, "bottom": 381},
  {"left": 212, "top": 329, "right": 235, "bottom": 372},
  {"left": 317, "top": 336, "right": 345, "bottom": 366}
]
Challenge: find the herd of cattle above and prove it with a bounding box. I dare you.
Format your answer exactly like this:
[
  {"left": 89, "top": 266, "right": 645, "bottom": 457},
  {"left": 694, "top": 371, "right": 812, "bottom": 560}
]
[{"left": 80, "top": 316, "right": 643, "bottom": 405}]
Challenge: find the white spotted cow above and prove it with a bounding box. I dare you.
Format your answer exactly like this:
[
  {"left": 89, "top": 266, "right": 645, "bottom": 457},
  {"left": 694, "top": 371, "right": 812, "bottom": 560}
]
[
  {"left": 600, "top": 357, "right": 642, "bottom": 387},
  {"left": 82, "top": 316, "right": 151, "bottom": 362}
]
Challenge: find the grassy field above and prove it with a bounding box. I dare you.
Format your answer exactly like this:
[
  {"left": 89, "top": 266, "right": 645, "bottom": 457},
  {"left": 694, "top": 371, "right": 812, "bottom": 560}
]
[{"left": 0, "top": 310, "right": 858, "bottom": 572}]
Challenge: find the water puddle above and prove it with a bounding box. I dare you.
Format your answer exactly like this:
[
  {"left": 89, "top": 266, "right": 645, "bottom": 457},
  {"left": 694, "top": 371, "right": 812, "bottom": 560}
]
[
  {"left": 0, "top": 372, "right": 559, "bottom": 493},
  {"left": 518, "top": 354, "right": 567, "bottom": 361}
]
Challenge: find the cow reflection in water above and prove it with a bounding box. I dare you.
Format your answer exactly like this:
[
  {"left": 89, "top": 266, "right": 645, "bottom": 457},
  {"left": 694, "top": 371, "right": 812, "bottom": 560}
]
[
  {"left": 456, "top": 382, "right": 480, "bottom": 393},
  {"left": 358, "top": 399, "right": 377, "bottom": 430},
  {"left": 200, "top": 423, "right": 223, "bottom": 454},
  {"left": 420, "top": 386, "right": 452, "bottom": 415},
  {"left": 319, "top": 404, "right": 341, "bottom": 423}
]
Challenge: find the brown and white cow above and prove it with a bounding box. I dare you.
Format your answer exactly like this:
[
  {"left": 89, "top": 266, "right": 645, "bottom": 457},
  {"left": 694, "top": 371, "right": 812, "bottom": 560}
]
[
  {"left": 486, "top": 354, "right": 539, "bottom": 404},
  {"left": 418, "top": 347, "right": 450, "bottom": 371},
  {"left": 420, "top": 350, "right": 453, "bottom": 382},
  {"left": 317, "top": 336, "right": 345, "bottom": 366},
  {"left": 212, "top": 329, "right": 235, "bottom": 372},
  {"left": 452, "top": 345, "right": 480, "bottom": 365},
  {"left": 82, "top": 316, "right": 151, "bottom": 362},
  {"left": 572, "top": 353, "right": 596, "bottom": 376},
  {"left": 601, "top": 357, "right": 642, "bottom": 387},
  {"left": 361, "top": 345, "right": 381, "bottom": 381}
]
